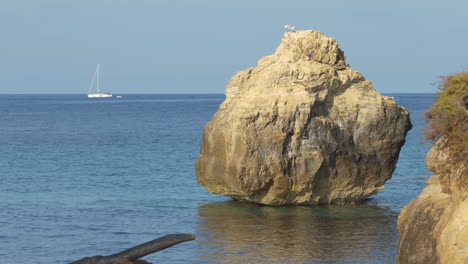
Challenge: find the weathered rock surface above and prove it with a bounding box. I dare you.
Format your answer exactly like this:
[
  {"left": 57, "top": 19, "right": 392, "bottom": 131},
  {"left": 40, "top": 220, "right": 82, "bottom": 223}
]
[
  {"left": 196, "top": 30, "right": 411, "bottom": 205},
  {"left": 397, "top": 138, "right": 468, "bottom": 264}
]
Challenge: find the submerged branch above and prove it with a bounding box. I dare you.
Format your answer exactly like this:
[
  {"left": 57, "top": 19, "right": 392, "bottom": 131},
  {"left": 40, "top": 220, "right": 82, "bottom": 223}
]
[{"left": 69, "top": 234, "right": 195, "bottom": 264}]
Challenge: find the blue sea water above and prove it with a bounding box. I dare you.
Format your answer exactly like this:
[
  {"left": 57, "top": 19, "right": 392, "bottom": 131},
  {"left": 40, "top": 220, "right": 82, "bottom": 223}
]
[{"left": 0, "top": 94, "right": 435, "bottom": 264}]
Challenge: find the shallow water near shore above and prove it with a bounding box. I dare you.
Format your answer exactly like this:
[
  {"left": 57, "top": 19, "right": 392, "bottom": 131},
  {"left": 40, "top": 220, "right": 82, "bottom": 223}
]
[{"left": 0, "top": 94, "right": 434, "bottom": 263}]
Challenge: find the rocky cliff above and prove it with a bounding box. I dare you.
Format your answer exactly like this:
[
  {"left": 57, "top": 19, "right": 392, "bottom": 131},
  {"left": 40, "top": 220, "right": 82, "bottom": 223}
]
[
  {"left": 196, "top": 30, "right": 411, "bottom": 205},
  {"left": 397, "top": 73, "right": 468, "bottom": 264},
  {"left": 397, "top": 139, "right": 468, "bottom": 264}
]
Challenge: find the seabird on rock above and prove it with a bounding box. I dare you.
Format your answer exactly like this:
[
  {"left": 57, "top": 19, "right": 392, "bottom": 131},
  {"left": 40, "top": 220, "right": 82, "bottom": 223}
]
[{"left": 284, "top": 24, "right": 297, "bottom": 32}]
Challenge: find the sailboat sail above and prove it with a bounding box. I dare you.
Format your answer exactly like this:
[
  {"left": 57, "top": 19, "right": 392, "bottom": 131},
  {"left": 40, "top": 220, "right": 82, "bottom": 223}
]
[{"left": 87, "top": 64, "right": 112, "bottom": 98}]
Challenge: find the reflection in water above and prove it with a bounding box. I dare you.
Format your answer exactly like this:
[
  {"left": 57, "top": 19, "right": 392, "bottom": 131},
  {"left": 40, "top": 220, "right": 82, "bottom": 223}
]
[{"left": 196, "top": 201, "right": 398, "bottom": 264}]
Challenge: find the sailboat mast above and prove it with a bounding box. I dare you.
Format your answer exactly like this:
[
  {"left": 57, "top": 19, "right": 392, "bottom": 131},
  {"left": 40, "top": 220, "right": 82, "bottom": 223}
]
[
  {"left": 88, "top": 67, "right": 96, "bottom": 94},
  {"left": 97, "top": 64, "right": 100, "bottom": 93}
]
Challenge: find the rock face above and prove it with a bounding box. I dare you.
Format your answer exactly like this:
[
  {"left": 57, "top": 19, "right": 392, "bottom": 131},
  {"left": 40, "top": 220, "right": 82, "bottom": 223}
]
[
  {"left": 196, "top": 30, "right": 411, "bottom": 205},
  {"left": 397, "top": 138, "right": 468, "bottom": 264}
]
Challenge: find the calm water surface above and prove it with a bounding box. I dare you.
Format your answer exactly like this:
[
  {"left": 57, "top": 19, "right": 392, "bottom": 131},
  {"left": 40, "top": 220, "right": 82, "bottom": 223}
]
[{"left": 0, "top": 94, "right": 435, "bottom": 263}]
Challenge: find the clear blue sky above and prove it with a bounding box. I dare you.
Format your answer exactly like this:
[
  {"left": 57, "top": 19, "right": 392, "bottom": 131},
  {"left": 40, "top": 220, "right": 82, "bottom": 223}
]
[{"left": 1, "top": 0, "right": 467, "bottom": 94}]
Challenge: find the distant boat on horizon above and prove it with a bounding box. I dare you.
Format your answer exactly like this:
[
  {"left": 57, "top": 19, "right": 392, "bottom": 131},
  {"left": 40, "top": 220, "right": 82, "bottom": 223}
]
[{"left": 87, "top": 64, "right": 112, "bottom": 98}]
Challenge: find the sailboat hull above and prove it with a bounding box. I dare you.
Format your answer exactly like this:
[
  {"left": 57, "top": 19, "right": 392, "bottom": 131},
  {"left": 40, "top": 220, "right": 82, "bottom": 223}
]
[{"left": 87, "top": 93, "right": 112, "bottom": 98}]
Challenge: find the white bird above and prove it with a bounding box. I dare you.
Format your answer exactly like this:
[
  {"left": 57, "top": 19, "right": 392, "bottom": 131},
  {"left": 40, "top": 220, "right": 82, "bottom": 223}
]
[{"left": 284, "top": 24, "right": 297, "bottom": 32}]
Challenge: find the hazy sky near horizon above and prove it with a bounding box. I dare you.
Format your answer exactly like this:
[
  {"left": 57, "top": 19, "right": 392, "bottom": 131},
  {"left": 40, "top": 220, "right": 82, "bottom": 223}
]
[{"left": 1, "top": 0, "right": 467, "bottom": 94}]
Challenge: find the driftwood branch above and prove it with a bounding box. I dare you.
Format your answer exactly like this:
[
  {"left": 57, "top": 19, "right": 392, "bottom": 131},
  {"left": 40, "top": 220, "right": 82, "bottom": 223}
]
[{"left": 69, "top": 234, "right": 195, "bottom": 264}]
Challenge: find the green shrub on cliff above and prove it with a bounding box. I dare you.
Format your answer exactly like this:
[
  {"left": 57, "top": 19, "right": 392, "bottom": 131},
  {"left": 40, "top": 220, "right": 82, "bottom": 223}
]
[{"left": 425, "top": 72, "right": 468, "bottom": 159}]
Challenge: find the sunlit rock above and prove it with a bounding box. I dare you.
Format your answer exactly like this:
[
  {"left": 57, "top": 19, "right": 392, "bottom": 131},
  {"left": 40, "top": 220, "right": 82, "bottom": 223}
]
[{"left": 196, "top": 30, "right": 411, "bottom": 205}]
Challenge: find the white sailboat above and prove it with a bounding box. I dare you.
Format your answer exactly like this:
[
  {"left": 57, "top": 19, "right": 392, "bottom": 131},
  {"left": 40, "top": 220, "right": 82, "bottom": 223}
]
[{"left": 87, "top": 64, "right": 112, "bottom": 98}]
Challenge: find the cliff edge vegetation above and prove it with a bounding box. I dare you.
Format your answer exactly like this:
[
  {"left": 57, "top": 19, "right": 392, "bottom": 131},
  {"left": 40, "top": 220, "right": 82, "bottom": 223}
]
[{"left": 425, "top": 72, "right": 468, "bottom": 160}]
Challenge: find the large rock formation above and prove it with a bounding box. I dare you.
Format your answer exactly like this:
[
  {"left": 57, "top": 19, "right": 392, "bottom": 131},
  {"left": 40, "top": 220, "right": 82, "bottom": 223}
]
[
  {"left": 397, "top": 141, "right": 468, "bottom": 264},
  {"left": 196, "top": 30, "right": 411, "bottom": 205},
  {"left": 396, "top": 72, "right": 468, "bottom": 264}
]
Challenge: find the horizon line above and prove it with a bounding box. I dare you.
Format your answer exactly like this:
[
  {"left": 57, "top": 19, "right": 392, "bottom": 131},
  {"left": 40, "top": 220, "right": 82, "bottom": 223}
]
[{"left": 0, "top": 92, "right": 436, "bottom": 95}]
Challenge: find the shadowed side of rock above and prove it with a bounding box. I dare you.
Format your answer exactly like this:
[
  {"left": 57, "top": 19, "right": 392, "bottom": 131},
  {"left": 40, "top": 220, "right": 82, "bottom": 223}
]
[{"left": 196, "top": 30, "right": 411, "bottom": 205}]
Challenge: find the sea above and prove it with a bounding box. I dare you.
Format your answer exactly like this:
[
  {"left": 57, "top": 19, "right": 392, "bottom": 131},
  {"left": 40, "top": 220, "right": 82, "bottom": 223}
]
[{"left": 0, "top": 93, "right": 435, "bottom": 264}]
